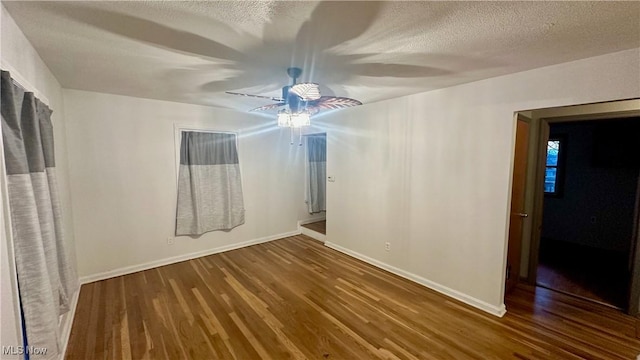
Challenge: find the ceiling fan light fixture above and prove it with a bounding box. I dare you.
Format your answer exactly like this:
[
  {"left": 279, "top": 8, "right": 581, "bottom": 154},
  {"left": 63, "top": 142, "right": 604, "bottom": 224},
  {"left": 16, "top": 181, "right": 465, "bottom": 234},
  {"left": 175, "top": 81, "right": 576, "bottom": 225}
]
[
  {"left": 290, "top": 111, "right": 311, "bottom": 128},
  {"left": 277, "top": 109, "right": 311, "bottom": 128},
  {"left": 227, "top": 68, "right": 361, "bottom": 144},
  {"left": 277, "top": 109, "right": 291, "bottom": 127}
]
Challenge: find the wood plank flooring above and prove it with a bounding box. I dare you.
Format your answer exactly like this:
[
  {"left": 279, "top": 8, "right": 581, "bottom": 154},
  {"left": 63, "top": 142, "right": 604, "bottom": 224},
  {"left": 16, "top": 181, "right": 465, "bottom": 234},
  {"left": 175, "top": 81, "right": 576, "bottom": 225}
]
[
  {"left": 537, "top": 238, "right": 629, "bottom": 309},
  {"left": 301, "top": 221, "right": 326, "bottom": 235},
  {"left": 65, "top": 235, "right": 640, "bottom": 359}
]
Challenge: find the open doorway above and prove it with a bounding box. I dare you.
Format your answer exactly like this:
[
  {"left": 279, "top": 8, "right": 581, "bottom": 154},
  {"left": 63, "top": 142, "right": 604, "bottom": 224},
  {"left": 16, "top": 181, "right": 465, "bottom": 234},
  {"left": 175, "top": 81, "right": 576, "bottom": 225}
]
[
  {"left": 300, "top": 133, "right": 327, "bottom": 241},
  {"left": 506, "top": 98, "right": 640, "bottom": 314},
  {"left": 536, "top": 118, "right": 640, "bottom": 309}
]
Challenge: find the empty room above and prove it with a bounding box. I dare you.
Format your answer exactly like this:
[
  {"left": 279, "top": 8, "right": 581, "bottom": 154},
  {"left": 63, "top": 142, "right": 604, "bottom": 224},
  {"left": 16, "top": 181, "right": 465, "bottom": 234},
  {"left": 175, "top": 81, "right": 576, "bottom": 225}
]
[{"left": 1, "top": 1, "right": 640, "bottom": 359}]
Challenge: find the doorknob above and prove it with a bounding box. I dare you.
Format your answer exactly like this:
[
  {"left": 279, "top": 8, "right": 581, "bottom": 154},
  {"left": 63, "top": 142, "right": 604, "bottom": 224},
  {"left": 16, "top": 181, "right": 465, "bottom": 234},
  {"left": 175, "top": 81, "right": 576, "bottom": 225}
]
[{"left": 515, "top": 213, "right": 529, "bottom": 218}]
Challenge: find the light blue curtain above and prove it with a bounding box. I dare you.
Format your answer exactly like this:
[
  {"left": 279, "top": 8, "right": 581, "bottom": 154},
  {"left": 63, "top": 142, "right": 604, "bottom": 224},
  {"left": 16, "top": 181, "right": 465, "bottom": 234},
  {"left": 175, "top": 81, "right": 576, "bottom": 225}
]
[{"left": 306, "top": 134, "right": 326, "bottom": 214}]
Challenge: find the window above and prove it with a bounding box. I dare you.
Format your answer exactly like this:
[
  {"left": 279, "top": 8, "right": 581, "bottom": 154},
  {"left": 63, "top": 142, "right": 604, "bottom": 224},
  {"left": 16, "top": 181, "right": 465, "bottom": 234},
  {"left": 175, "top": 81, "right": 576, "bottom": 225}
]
[
  {"left": 175, "top": 130, "right": 245, "bottom": 236},
  {"left": 544, "top": 137, "right": 563, "bottom": 195}
]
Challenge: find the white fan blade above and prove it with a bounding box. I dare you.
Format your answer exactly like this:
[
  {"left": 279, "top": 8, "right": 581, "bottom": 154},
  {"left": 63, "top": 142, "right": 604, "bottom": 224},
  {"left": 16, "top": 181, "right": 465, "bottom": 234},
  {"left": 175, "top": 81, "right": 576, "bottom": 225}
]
[
  {"left": 226, "top": 91, "right": 284, "bottom": 102},
  {"left": 250, "top": 103, "right": 286, "bottom": 112},
  {"left": 290, "top": 83, "right": 321, "bottom": 101},
  {"left": 313, "top": 96, "right": 362, "bottom": 110}
]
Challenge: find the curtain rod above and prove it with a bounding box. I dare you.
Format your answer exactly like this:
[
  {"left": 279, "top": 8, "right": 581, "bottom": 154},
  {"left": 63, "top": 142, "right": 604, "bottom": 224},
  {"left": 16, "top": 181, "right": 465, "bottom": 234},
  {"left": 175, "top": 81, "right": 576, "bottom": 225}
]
[
  {"left": 0, "top": 63, "right": 51, "bottom": 107},
  {"left": 9, "top": 77, "right": 52, "bottom": 110}
]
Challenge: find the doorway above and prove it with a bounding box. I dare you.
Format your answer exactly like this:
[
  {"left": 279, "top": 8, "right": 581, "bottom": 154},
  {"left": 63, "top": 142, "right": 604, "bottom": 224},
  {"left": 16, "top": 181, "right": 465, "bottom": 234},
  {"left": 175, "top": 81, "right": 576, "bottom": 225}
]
[
  {"left": 536, "top": 118, "right": 639, "bottom": 309},
  {"left": 506, "top": 98, "right": 640, "bottom": 314},
  {"left": 300, "top": 133, "right": 327, "bottom": 241}
]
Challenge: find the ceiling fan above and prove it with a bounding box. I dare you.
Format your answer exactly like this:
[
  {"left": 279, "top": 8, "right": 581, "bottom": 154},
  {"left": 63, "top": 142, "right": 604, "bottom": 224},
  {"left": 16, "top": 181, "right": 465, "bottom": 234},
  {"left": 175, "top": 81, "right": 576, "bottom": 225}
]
[{"left": 226, "top": 67, "right": 362, "bottom": 144}]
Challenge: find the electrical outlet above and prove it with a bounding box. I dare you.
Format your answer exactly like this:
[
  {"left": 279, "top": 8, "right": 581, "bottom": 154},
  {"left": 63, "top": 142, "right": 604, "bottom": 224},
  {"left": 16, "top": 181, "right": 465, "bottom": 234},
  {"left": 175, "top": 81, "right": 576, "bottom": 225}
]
[
  {"left": 167, "top": 237, "right": 175, "bottom": 245},
  {"left": 385, "top": 242, "right": 390, "bottom": 251}
]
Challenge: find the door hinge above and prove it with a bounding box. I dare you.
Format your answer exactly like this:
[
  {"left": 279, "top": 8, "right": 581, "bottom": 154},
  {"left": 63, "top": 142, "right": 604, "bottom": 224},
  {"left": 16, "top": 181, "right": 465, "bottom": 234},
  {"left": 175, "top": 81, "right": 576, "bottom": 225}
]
[{"left": 506, "top": 265, "right": 511, "bottom": 280}]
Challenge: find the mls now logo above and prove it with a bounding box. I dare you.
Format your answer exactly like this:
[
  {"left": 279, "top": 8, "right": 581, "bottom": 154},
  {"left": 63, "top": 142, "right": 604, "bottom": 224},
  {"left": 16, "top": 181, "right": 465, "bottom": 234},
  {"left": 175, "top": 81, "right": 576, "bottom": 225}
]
[{"left": 2, "top": 346, "right": 48, "bottom": 356}]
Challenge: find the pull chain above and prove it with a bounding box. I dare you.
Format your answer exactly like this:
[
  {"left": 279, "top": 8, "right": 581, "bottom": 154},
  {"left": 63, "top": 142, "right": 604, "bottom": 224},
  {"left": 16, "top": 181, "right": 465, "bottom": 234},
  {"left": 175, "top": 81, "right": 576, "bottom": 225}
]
[{"left": 288, "top": 127, "right": 305, "bottom": 146}]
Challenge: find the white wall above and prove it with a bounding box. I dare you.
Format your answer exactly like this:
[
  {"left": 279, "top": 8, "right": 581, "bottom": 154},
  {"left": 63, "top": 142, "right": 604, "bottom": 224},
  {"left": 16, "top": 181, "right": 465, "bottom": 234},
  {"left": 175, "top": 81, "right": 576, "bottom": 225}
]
[
  {"left": 1, "top": 4, "right": 78, "bottom": 356},
  {"left": 321, "top": 48, "right": 640, "bottom": 315},
  {"left": 63, "top": 90, "right": 318, "bottom": 279}
]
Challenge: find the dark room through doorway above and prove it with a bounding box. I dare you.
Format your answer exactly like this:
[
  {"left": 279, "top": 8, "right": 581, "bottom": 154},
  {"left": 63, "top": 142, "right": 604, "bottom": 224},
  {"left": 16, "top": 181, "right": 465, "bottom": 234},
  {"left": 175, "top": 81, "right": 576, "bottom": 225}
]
[{"left": 536, "top": 117, "right": 640, "bottom": 309}]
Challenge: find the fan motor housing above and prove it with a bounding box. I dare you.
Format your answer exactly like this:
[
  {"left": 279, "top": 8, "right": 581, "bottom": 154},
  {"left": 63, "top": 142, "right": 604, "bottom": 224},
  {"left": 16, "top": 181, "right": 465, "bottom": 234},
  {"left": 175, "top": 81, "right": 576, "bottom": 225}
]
[
  {"left": 282, "top": 85, "right": 291, "bottom": 102},
  {"left": 288, "top": 92, "right": 302, "bottom": 112}
]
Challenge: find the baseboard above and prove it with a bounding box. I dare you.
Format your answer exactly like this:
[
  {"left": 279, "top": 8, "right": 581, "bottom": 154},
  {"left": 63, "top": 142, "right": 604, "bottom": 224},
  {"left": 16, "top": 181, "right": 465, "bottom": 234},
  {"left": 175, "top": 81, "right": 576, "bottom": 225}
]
[
  {"left": 300, "top": 226, "right": 326, "bottom": 242},
  {"left": 297, "top": 217, "right": 327, "bottom": 242},
  {"left": 59, "top": 286, "right": 80, "bottom": 359},
  {"left": 324, "top": 241, "right": 507, "bottom": 317},
  {"left": 79, "top": 230, "right": 301, "bottom": 284},
  {"left": 298, "top": 216, "right": 326, "bottom": 226}
]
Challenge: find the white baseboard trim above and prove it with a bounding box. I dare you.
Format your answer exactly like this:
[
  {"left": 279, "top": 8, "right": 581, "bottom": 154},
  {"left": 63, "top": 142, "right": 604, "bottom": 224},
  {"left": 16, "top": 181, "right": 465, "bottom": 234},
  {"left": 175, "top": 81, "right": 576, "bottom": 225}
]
[
  {"left": 79, "top": 230, "right": 301, "bottom": 284},
  {"left": 297, "top": 217, "right": 327, "bottom": 242},
  {"left": 297, "top": 216, "right": 326, "bottom": 226},
  {"left": 324, "top": 241, "right": 507, "bottom": 318},
  {"left": 59, "top": 286, "right": 80, "bottom": 359},
  {"left": 300, "top": 226, "right": 326, "bottom": 242}
]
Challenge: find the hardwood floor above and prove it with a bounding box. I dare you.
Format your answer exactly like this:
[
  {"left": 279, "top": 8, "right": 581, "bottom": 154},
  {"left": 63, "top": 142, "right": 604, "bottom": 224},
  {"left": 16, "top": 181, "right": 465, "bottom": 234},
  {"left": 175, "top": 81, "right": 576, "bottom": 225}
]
[
  {"left": 537, "top": 238, "right": 629, "bottom": 309},
  {"left": 65, "top": 235, "right": 640, "bottom": 359},
  {"left": 301, "top": 220, "right": 326, "bottom": 235}
]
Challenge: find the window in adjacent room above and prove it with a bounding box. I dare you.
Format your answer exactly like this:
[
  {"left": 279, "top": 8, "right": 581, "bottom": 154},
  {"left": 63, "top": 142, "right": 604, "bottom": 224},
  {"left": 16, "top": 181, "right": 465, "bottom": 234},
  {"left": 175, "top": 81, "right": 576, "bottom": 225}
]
[{"left": 544, "top": 137, "right": 563, "bottom": 195}]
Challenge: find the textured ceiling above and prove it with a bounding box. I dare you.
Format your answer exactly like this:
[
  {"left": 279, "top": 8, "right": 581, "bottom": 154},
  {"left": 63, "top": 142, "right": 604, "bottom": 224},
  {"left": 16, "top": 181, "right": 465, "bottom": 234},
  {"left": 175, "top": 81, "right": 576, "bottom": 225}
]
[{"left": 3, "top": 1, "right": 640, "bottom": 112}]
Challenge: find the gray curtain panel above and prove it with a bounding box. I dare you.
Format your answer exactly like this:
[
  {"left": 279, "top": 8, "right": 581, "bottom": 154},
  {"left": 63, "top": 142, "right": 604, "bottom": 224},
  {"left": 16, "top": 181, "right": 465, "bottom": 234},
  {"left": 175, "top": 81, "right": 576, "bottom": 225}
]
[
  {"left": 176, "top": 131, "right": 245, "bottom": 236},
  {"left": 306, "top": 134, "right": 326, "bottom": 214},
  {"left": 1, "top": 70, "right": 78, "bottom": 359}
]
